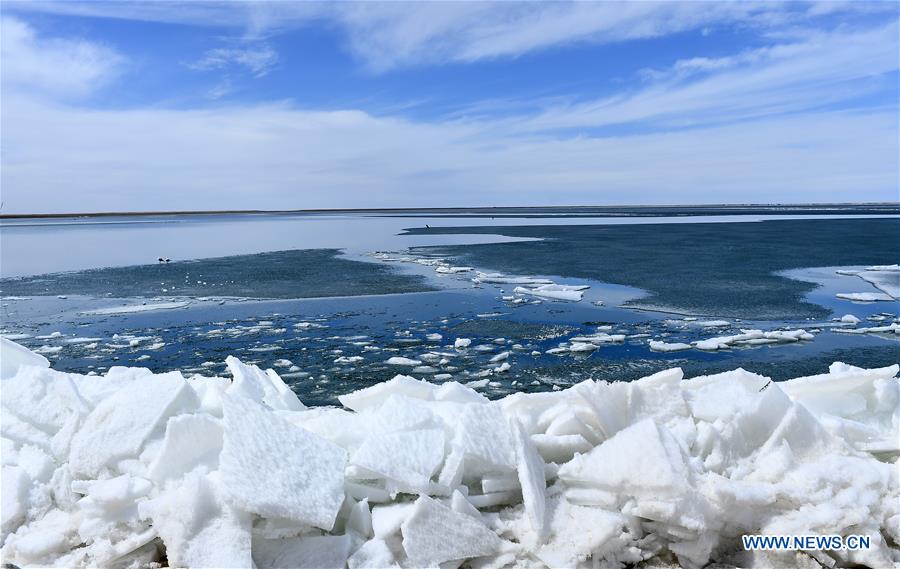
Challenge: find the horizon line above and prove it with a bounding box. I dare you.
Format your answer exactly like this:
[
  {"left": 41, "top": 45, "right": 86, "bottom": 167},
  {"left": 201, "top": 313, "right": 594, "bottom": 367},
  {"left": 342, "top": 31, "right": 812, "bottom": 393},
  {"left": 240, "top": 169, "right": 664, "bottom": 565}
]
[{"left": 1, "top": 202, "right": 899, "bottom": 220}]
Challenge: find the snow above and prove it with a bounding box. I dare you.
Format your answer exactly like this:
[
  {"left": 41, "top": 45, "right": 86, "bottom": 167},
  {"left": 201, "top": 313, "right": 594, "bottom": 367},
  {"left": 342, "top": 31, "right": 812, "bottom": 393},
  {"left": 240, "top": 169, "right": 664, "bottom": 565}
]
[
  {"left": 1, "top": 339, "right": 898, "bottom": 568},
  {"left": 142, "top": 472, "right": 251, "bottom": 568}
]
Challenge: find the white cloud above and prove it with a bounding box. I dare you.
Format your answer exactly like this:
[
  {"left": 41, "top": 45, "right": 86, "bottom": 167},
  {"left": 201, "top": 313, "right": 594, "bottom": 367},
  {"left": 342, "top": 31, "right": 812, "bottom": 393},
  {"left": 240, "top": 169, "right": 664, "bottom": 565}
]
[
  {"left": 509, "top": 21, "right": 899, "bottom": 132},
  {"left": 0, "top": 16, "right": 124, "bottom": 98},
  {"left": 2, "top": 94, "right": 896, "bottom": 214},
  {"left": 0, "top": 4, "right": 896, "bottom": 213},
  {"left": 7, "top": 1, "right": 896, "bottom": 71},
  {"left": 187, "top": 45, "right": 279, "bottom": 77}
]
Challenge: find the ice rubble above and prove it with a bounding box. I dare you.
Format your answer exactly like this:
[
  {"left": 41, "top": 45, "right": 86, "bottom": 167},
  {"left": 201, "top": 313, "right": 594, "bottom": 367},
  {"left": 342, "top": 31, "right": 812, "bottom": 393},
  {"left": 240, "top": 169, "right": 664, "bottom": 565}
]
[{"left": 1, "top": 337, "right": 899, "bottom": 569}]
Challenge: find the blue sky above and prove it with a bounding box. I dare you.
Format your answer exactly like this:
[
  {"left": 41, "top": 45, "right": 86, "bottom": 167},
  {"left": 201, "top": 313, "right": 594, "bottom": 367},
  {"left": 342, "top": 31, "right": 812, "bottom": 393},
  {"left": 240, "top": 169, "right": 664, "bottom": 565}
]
[{"left": 1, "top": 1, "right": 898, "bottom": 213}]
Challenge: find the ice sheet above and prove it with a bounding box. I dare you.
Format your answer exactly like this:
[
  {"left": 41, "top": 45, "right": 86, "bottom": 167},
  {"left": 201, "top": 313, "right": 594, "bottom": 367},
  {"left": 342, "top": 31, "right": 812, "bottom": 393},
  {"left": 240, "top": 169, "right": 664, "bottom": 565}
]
[{"left": 1, "top": 339, "right": 897, "bottom": 569}]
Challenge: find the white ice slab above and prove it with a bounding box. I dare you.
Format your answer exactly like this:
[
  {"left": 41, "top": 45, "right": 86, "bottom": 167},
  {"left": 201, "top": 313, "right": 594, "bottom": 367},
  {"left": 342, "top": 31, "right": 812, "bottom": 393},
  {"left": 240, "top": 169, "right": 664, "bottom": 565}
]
[{"left": 220, "top": 394, "right": 347, "bottom": 529}]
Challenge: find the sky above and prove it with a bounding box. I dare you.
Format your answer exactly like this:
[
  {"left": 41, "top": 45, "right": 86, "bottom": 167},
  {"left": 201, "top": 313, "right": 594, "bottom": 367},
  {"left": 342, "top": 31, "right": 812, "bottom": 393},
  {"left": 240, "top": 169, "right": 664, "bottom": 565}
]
[{"left": 1, "top": 1, "right": 898, "bottom": 214}]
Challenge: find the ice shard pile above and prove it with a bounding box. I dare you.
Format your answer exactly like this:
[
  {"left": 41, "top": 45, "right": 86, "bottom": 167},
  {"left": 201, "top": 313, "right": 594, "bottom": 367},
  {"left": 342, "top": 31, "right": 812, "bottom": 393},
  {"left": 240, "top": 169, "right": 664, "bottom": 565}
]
[{"left": 1, "top": 337, "right": 898, "bottom": 568}]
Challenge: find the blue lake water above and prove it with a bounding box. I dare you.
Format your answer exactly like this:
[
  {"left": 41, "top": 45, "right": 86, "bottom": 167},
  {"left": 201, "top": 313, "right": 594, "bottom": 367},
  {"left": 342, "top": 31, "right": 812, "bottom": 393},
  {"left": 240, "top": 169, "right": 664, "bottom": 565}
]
[{"left": 1, "top": 209, "right": 897, "bottom": 405}]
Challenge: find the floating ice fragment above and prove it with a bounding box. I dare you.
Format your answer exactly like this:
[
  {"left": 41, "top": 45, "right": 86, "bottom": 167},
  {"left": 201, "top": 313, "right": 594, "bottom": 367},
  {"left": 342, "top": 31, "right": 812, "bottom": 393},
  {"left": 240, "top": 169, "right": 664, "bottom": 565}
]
[
  {"left": 836, "top": 292, "right": 894, "bottom": 302},
  {"left": 81, "top": 301, "right": 190, "bottom": 315},
  {"left": 514, "top": 284, "right": 586, "bottom": 302},
  {"left": 649, "top": 340, "right": 692, "bottom": 352},
  {"left": 385, "top": 356, "right": 422, "bottom": 366},
  {"left": 473, "top": 272, "right": 553, "bottom": 285}
]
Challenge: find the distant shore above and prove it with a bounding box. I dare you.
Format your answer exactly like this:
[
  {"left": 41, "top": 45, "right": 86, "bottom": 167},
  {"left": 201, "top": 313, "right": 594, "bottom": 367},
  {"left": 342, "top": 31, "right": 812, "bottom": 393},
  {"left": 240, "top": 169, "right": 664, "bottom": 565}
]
[{"left": 2, "top": 202, "right": 898, "bottom": 219}]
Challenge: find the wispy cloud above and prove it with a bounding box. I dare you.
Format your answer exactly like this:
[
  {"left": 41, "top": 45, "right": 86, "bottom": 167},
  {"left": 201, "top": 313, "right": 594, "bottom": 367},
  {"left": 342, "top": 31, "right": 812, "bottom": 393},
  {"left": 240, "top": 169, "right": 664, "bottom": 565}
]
[
  {"left": 8, "top": 1, "right": 896, "bottom": 71},
  {"left": 187, "top": 45, "right": 279, "bottom": 77},
  {"left": 504, "top": 21, "right": 899, "bottom": 133},
  {"left": 0, "top": 15, "right": 124, "bottom": 98},
  {"left": 0, "top": 3, "right": 896, "bottom": 213},
  {"left": 3, "top": 94, "right": 896, "bottom": 213}
]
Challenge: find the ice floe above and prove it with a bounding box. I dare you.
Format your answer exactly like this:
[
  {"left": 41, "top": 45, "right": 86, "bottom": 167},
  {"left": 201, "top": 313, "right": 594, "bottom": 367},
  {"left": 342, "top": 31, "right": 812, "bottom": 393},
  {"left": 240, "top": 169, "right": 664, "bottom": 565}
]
[
  {"left": 80, "top": 301, "right": 191, "bottom": 315},
  {"left": 832, "top": 323, "right": 900, "bottom": 335},
  {"left": 649, "top": 340, "right": 693, "bottom": 352},
  {"left": 836, "top": 292, "right": 895, "bottom": 302},
  {"left": 473, "top": 273, "right": 554, "bottom": 285},
  {"left": 513, "top": 284, "right": 588, "bottom": 302},
  {"left": 2, "top": 337, "right": 898, "bottom": 568},
  {"left": 692, "top": 329, "right": 814, "bottom": 351},
  {"left": 385, "top": 357, "right": 422, "bottom": 367}
]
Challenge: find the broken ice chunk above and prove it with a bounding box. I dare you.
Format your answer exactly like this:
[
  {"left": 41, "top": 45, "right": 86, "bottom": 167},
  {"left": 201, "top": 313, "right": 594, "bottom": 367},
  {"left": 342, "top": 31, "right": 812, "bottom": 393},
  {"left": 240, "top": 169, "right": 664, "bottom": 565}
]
[
  {"left": 558, "top": 419, "right": 690, "bottom": 497},
  {"left": 146, "top": 414, "right": 223, "bottom": 484},
  {"left": 339, "top": 375, "right": 437, "bottom": 412},
  {"left": 253, "top": 534, "right": 351, "bottom": 569},
  {"left": 348, "top": 538, "right": 399, "bottom": 569},
  {"left": 401, "top": 495, "right": 502, "bottom": 566},
  {"left": 511, "top": 419, "right": 547, "bottom": 541},
  {"left": 351, "top": 429, "right": 445, "bottom": 493},
  {"left": 0, "top": 338, "right": 50, "bottom": 379},
  {"left": 69, "top": 372, "right": 198, "bottom": 478},
  {"left": 225, "top": 356, "right": 305, "bottom": 411},
  {"left": 452, "top": 404, "right": 517, "bottom": 474},
  {"left": 220, "top": 394, "right": 347, "bottom": 530}
]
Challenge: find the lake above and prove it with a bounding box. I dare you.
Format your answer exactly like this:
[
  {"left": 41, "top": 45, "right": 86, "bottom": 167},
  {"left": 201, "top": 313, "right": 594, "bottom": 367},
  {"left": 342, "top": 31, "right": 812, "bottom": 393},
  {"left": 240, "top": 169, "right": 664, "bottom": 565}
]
[{"left": 1, "top": 207, "right": 897, "bottom": 406}]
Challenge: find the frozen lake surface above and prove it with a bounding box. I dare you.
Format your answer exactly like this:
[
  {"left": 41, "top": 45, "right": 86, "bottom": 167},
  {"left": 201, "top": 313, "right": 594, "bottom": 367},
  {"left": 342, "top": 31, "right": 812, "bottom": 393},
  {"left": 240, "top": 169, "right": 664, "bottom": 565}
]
[{"left": 1, "top": 208, "right": 897, "bottom": 404}]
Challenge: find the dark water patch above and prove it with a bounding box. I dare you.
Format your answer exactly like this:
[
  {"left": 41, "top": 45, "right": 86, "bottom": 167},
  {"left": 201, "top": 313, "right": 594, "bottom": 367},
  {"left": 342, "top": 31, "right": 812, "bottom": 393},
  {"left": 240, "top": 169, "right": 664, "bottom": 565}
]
[
  {"left": 406, "top": 218, "right": 900, "bottom": 320},
  {"left": 447, "top": 319, "right": 571, "bottom": 340},
  {"left": 0, "top": 249, "right": 434, "bottom": 299}
]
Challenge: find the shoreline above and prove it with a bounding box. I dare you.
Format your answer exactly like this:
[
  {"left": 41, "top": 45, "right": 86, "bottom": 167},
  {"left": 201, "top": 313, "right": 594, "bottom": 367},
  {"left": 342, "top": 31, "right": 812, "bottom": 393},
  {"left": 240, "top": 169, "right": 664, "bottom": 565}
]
[{"left": 2, "top": 202, "right": 899, "bottom": 220}]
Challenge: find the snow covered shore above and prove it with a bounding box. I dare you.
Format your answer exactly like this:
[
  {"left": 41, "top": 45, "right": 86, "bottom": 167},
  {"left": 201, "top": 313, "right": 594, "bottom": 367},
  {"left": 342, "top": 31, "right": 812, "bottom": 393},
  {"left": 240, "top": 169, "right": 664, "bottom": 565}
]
[{"left": 1, "top": 338, "right": 898, "bottom": 569}]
